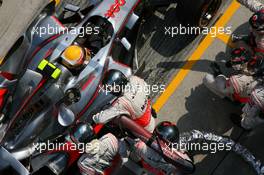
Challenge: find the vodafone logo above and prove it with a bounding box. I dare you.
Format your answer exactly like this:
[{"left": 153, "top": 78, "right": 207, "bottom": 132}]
[{"left": 105, "top": 0, "right": 126, "bottom": 18}]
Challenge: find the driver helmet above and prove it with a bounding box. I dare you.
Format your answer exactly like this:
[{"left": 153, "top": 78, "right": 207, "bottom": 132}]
[
  {"left": 61, "top": 45, "right": 91, "bottom": 69},
  {"left": 154, "top": 121, "right": 180, "bottom": 143},
  {"left": 249, "top": 10, "right": 264, "bottom": 33},
  {"left": 70, "top": 123, "right": 95, "bottom": 144},
  {"left": 102, "top": 69, "right": 129, "bottom": 96}
]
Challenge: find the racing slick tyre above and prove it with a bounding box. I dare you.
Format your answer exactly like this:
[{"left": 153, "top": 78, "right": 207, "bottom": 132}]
[{"left": 177, "top": 0, "right": 222, "bottom": 27}]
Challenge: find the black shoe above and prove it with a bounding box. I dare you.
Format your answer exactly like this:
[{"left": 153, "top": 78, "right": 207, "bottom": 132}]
[
  {"left": 231, "top": 34, "right": 249, "bottom": 43},
  {"left": 230, "top": 113, "right": 242, "bottom": 127},
  {"left": 210, "top": 62, "right": 222, "bottom": 77},
  {"left": 151, "top": 108, "right": 157, "bottom": 118},
  {"left": 230, "top": 114, "right": 252, "bottom": 131},
  {"left": 231, "top": 34, "right": 242, "bottom": 42}
]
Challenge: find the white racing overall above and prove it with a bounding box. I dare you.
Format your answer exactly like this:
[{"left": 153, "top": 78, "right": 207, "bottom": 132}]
[
  {"left": 237, "top": 0, "right": 264, "bottom": 12},
  {"left": 78, "top": 76, "right": 159, "bottom": 175},
  {"left": 93, "top": 76, "right": 156, "bottom": 132},
  {"left": 203, "top": 73, "right": 260, "bottom": 101},
  {"left": 236, "top": 0, "right": 264, "bottom": 53},
  {"left": 241, "top": 86, "right": 264, "bottom": 129},
  {"left": 78, "top": 134, "right": 184, "bottom": 175}
]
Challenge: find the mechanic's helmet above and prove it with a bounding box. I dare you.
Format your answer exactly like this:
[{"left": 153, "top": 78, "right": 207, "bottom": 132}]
[
  {"left": 230, "top": 47, "right": 252, "bottom": 65},
  {"left": 102, "top": 69, "right": 128, "bottom": 96},
  {"left": 249, "top": 10, "right": 264, "bottom": 32},
  {"left": 70, "top": 123, "right": 95, "bottom": 144},
  {"left": 61, "top": 45, "right": 91, "bottom": 69},
  {"left": 154, "top": 121, "right": 180, "bottom": 143}
]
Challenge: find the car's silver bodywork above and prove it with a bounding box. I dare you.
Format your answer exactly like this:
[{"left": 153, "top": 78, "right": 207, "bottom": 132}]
[{"left": 0, "top": 0, "right": 140, "bottom": 151}]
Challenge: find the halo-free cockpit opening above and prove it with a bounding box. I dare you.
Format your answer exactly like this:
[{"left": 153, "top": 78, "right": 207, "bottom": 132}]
[
  {"left": 76, "top": 16, "right": 114, "bottom": 54},
  {"left": 59, "top": 16, "right": 114, "bottom": 74}
]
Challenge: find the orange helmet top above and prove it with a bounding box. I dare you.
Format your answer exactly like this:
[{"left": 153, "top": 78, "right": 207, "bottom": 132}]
[{"left": 62, "top": 45, "right": 89, "bottom": 68}]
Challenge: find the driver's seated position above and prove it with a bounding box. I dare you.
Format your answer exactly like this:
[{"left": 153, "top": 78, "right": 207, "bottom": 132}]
[
  {"left": 92, "top": 69, "right": 156, "bottom": 132},
  {"left": 61, "top": 45, "right": 91, "bottom": 70}
]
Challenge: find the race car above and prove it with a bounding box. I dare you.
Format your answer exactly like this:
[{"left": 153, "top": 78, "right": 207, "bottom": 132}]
[
  {"left": 0, "top": 0, "right": 222, "bottom": 174},
  {"left": 0, "top": 0, "right": 139, "bottom": 150}
]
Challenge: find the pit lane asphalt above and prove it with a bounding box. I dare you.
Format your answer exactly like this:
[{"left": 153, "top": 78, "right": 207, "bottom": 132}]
[
  {"left": 155, "top": 2, "right": 264, "bottom": 175},
  {"left": 0, "top": 0, "right": 50, "bottom": 63}
]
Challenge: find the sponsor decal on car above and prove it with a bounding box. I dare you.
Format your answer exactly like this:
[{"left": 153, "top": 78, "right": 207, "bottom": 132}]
[{"left": 105, "top": 0, "right": 126, "bottom": 18}]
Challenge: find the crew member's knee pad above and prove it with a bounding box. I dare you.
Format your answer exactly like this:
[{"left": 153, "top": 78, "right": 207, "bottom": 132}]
[
  {"left": 144, "top": 116, "right": 156, "bottom": 133},
  {"left": 203, "top": 74, "right": 228, "bottom": 98},
  {"left": 203, "top": 74, "right": 215, "bottom": 86}
]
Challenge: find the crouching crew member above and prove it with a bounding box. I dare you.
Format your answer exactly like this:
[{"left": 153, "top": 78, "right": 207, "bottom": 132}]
[{"left": 92, "top": 69, "right": 156, "bottom": 132}]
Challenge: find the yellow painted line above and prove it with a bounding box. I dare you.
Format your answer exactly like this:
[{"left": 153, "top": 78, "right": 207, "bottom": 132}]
[
  {"left": 0, "top": 57, "right": 3, "bottom": 65},
  {"left": 217, "top": 33, "right": 235, "bottom": 48},
  {"left": 50, "top": 0, "right": 61, "bottom": 6},
  {"left": 153, "top": 1, "right": 241, "bottom": 112}
]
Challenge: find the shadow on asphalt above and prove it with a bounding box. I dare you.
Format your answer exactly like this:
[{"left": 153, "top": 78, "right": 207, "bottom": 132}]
[
  {"left": 175, "top": 83, "right": 260, "bottom": 175},
  {"left": 137, "top": 6, "right": 197, "bottom": 58},
  {"left": 173, "top": 21, "right": 264, "bottom": 175},
  {"left": 177, "top": 84, "right": 242, "bottom": 134},
  {"left": 155, "top": 50, "right": 235, "bottom": 76}
]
